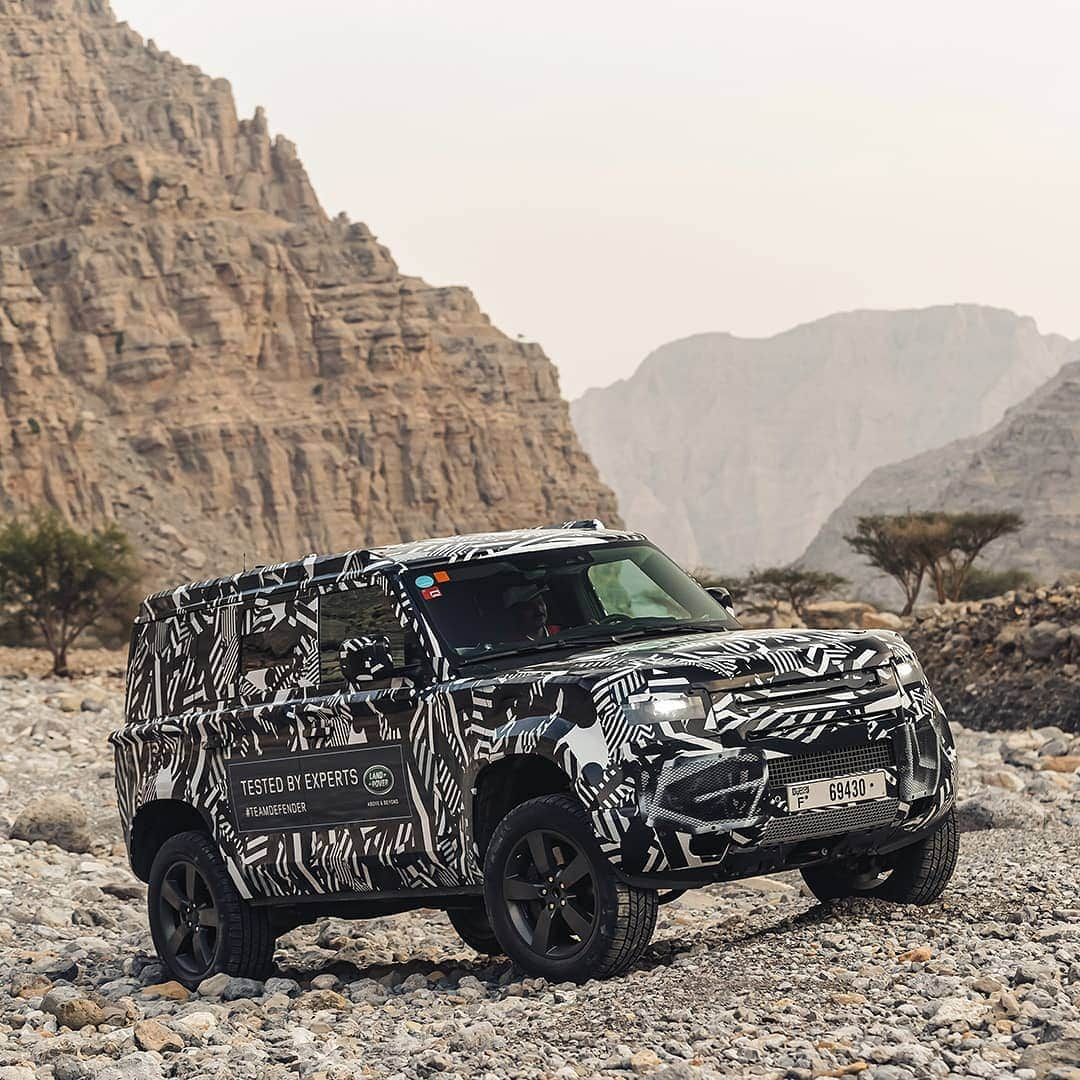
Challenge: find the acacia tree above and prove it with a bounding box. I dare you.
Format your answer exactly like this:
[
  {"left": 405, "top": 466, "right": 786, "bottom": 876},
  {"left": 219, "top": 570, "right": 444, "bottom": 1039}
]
[
  {"left": 745, "top": 566, "right": 848, "bottom": 620},
  {"left": 0, "top": 512, "right": 140, "bottom": 676},
  {"left": 845, "top": 513, "right": 931, "bottom": 615},
  {"left": 914, "top": 510, "right": 1024, "bottom": 602},
  {"left": 846, "top": 510, "right": 1023, "bottom": 611}
]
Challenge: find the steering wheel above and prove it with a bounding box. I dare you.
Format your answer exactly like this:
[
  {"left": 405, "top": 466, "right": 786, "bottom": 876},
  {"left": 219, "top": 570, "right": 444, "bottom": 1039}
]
[{"left": 596, "top": 613, "right": 633, "bottom": 625}]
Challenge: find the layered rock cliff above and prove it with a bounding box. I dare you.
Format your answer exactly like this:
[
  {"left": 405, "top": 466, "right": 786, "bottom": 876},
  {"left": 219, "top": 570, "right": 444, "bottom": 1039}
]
[
  {"left": 801, "top": 357, "right": 1080, "bottom": 605},
  {"left": 572, "top": 307, "right": 1071, "bottom": 572},
  {"left": 0, "top": 0, "right": 617, "bottom": 585}
]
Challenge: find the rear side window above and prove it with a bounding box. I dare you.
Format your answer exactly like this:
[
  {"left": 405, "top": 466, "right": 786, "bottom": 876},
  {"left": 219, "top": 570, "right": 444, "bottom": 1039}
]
[
  {"left": 318, "top": 587, "right": 408, "bottom": 686},
  {"left": 239, "top": 593, "right": 319, "bottom": 696}
]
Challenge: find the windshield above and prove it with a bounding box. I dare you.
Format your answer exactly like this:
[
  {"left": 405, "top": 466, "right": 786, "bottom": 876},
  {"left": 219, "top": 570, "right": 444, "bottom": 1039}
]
[{"left": 403, "top": 542, "right": 739, "bottom": 661}]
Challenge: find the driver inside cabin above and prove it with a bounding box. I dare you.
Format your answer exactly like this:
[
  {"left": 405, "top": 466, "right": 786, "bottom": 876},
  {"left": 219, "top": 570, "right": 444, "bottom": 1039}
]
[{"left": 503, "top": 583, "right": 560, "bottom": 641}]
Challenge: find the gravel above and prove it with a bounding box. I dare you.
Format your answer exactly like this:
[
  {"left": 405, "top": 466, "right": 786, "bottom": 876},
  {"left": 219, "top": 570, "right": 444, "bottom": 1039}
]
[{"left": 0, "top": 651, "right": 1077, "bottom": 1079}]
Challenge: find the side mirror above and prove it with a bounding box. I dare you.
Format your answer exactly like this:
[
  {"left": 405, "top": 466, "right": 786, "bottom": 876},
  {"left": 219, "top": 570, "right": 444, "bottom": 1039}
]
[
  {"left": 707, "top": 586, "right": 736, "bottom": 614},
  {"left": 339, "top": 635, "right": 394, "bottom": 687}
]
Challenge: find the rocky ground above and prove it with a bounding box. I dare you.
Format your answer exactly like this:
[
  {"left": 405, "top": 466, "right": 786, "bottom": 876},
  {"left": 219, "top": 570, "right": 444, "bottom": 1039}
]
[
  {"left": 905, "top": 584, "right": 1080, "bottom": 736},
  {"left": 0, "top": 651, "right": 1077, "bottom": 1080}
]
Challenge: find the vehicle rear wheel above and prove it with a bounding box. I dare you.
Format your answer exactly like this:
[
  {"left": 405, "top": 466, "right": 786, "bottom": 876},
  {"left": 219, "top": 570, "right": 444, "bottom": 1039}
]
[
  {"left": 801, "top": 806, "right": 959, "bottom": 905},
  {"left": 148, "top": 830, "right": 275, "bottom": 988},
  {"left": 446, "top": 902, "right": 503, "bottom": 956},
  {"left": 483, "top": 793, "right": 657, "bottom": 982}
]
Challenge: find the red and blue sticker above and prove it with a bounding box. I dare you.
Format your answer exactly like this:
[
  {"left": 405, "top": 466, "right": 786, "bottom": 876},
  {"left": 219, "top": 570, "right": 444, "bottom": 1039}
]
[{"left": 415, "top": 570, "right": 450, "bottom": 600}]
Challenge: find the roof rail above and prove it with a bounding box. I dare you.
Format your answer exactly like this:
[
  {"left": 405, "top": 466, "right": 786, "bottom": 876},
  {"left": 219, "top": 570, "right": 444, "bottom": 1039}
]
[{"left": 548, "top": 519, "right": 605, "bottom": 530}]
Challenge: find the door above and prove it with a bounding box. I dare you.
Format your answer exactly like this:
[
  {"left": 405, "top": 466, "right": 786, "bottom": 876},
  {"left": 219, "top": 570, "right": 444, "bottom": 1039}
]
[{"left": 224, "top": 580, "right": 435, "bottom": 898}]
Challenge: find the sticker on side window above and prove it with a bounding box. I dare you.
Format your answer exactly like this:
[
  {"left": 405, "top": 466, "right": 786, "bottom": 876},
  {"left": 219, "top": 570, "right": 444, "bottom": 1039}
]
[
  {"left": 227, "top": 744, "right": 413, "bottom": 833},
  {"left": 420, "top": 586, "right": 442, "bottom": 600}
]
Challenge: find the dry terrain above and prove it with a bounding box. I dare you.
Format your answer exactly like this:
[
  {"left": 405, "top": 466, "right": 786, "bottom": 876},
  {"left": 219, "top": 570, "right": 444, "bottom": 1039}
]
[{"left": 0, "top": 649, "right": 1077, "bottom": 1080}]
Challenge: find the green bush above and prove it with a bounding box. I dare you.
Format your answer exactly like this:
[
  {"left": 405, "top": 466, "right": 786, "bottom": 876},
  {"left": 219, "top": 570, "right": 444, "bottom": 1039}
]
[
  {"left": 0, "top": 511, "right": 141, "bottom": 675},
  {"left": 957, "top": 566, "right": 1036, "bottom": 601}
]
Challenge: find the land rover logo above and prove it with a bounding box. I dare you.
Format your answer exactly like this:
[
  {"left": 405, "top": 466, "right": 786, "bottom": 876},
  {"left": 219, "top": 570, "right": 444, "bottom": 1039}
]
[{"left": 363, "top": 764, "right": 394, "bottom": 795}]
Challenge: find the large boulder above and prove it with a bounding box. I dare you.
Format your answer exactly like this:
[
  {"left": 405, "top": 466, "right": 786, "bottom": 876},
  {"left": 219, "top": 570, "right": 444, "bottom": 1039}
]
[
  {"left": 955, "top": 791, "right": 1047, "bottom": 833},
  {"left": 10, "top": 795, "right": 92, "bottom": 853}
]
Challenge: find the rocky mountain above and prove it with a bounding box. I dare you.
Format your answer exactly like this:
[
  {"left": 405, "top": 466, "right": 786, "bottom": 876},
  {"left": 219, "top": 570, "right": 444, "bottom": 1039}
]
[
  {"left": 572, "top": 307, "right": 1072, "bottom": 572},
  {"left": 0, "top": 0, "right": 617, "bottom": 587},
  {"left": 801, "top": 357, "right": 1080, "bottom": 605}
]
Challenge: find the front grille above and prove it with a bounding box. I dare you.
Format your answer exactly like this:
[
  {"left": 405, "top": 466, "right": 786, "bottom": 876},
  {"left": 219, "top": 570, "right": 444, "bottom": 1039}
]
[
  {"left": 760, "top": 798, "right": 899, "bottom": 846},
  {"left": 768, "top": 741, "right": 893, "bottom": 789}
]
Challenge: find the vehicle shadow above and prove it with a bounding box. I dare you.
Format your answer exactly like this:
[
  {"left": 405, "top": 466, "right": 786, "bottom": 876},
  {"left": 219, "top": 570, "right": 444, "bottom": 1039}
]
[{"left": 270, "top": 901, "right": 851, "bottom": 989}]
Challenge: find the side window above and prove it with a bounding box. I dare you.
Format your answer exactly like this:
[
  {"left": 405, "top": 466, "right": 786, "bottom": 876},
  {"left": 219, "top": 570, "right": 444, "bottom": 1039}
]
[
  {"left": 318, "top": 586, "right": 410, "bottom": 686},
  {"left": 588, "top": 559, "right": 690, "bottom": 619},
  {"left": 242, "top": 602, "right": 302, "bottom": 675}
]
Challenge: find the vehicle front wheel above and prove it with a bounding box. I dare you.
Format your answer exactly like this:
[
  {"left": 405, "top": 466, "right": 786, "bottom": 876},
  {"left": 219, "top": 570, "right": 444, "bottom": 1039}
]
[
  {"left": 483, "top": 793, "right": 657, "bottom": 982},
  {"left": 148, "top": 830, "right": 275, "bottom": 988},
  {"left": 446, "top": 901, "right": 503, "bottom": 956},
  {"left": 801, "top": 806, "right": 959, "bottom": 905}
]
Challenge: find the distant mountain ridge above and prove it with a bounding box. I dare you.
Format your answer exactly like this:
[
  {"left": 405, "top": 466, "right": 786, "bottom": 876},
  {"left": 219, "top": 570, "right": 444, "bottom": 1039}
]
[
  {"left": 572, "top": 306, "right": 1073, "bottom": 572},
  {"left": 801, "top": 354, "right": 1080, "bottom": 605}
]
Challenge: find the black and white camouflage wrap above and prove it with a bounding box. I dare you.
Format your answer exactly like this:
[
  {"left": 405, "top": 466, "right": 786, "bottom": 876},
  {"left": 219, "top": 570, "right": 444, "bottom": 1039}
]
[{"left": 111, "top": 526, "right": 956, "bottom": 901}]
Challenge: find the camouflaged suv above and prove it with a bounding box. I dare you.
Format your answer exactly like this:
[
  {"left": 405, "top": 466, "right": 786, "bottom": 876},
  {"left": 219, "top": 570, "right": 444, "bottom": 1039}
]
[{"left": 111, "top": 522, "right": 957, "bottom": 984}]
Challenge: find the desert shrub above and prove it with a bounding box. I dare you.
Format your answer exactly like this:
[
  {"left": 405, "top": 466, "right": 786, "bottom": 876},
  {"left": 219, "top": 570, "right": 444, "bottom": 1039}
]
[
  {"left": 0, "top": 511, "right": 141, "bottom": 675},
  {"left": 957, "top": 566, "right": 1036, "bottom": 600}
]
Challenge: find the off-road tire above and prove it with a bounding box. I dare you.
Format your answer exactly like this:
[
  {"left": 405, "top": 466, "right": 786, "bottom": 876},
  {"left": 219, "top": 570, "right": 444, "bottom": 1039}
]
[
  {"left": 801, "top": 806, "right": 959, "bottom": 905},
  {"left": 446, "top": 902, "right": 504, "bottom": 956},
  {"left": 148, "top": 830, "right": 275, "bottom": 988},
  {"left": 483, "top": 793, "right": 658, "bottom": 982}
]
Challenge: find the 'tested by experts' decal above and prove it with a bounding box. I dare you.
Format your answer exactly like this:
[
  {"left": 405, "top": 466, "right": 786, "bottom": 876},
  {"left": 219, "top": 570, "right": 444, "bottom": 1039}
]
[{"left": 227, "top": 744, "right": 412, "bottom": 833}]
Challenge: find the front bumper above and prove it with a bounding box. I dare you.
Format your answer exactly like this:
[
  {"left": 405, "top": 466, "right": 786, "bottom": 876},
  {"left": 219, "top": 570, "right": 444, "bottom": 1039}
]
[{"left": 603, "top": 667, "right": 957, "bottom": 878}]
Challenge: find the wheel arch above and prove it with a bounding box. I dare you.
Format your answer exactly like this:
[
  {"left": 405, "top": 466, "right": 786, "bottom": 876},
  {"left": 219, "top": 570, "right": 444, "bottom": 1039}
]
[
  {"left": 130, "top": 799, "right": 214, "bottom": 882},
  {"left": 471, "top": 754, "right": 574, "bottom": 860}
]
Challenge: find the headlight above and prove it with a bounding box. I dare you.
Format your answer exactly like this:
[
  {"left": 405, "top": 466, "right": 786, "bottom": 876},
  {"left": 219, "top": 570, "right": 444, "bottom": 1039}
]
[
  {"left": 624, "top": 691, "right": 708, "bottom": 726},
  {"left": 894, "top": 657, "right": 926, "bottom": 686}
]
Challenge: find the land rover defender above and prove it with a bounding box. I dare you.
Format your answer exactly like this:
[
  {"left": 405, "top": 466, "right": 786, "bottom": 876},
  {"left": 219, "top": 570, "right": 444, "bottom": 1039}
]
[{"left": 111, "top": 522, "right": 957, "bottom": 984}]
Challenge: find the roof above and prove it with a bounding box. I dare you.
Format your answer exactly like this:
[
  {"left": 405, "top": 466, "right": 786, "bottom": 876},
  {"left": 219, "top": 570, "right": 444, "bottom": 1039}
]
[{"left": 138, "top": 521, "right": 646, "bottom": 620}]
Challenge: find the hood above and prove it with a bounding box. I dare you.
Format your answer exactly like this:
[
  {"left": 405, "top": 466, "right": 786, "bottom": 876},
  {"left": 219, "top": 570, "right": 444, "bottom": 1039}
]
[{"left": 509, "top": 627, "right": 902, "bottom": 686}]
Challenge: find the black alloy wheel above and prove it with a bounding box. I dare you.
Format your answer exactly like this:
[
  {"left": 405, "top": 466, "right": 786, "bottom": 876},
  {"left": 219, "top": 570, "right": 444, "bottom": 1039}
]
[
  {"left": 156, "top": 858, "right": 220, "bottom": 978},
  {"left": 148, "top": 830, "right": 275, "bottom": 988},
  {"left": 484, "top": 793, "right": 658, "bottom": 982},
  {"left": 502, "top": 827, "right": 599, "bottom": 958}
]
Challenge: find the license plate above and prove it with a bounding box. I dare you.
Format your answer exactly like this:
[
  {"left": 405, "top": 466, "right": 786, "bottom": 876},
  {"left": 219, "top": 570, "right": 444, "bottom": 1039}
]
[{"left": 785, "top": 770, "right": 887, "bottom": 812}]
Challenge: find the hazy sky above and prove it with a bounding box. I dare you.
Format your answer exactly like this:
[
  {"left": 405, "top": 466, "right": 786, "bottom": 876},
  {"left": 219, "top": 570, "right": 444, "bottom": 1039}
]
[{"left": 111, "top": 0, "right": 1080, "bottom": 398}]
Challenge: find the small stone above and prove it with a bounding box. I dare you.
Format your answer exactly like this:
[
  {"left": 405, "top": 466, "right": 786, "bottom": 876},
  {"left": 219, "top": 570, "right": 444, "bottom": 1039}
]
[
  {"left": 296, "top": 988, "right": 349, "bottom": 1011},
  {"left": 264, "top": 976, "right": 301, "bottom": 997},
  {"left": 630, "top": 1048, "right": 663, "bottom": 1072},
  {"left": 220, "top": 976, "right": 264, "bottom": 1000},
  {"left": 133, "top": 1018, "right": 183, "bottom": 1053},
  {"left": 1042, "top": 756, "right": 1080, "bottom": 774},
  {"left": 41, "top": 985, "right": 106, "bottom": 1029},
  {"left": 102, "top": 881, "right": 146, "bottom": 901},
  {"left": 10, "top": 971, "right": 52, "bottom": 998},
  {"left": 309, "top": 973, "right": 339, "bottom": 989},
  {"left": 172, "top": 1010, "right": 218, "bottom": 1040},
  {"left": 898, "top": 946, "right": 932, "bottom": 963},
  {"left": 197, "top": 972, "right": 231, "bottom": 997},
  {"left": 0, "top": 1067, "right": 37, "bottom": 1080},
  {"left": 140, "top": 980, "right": 190, "bottom": 1001}
]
